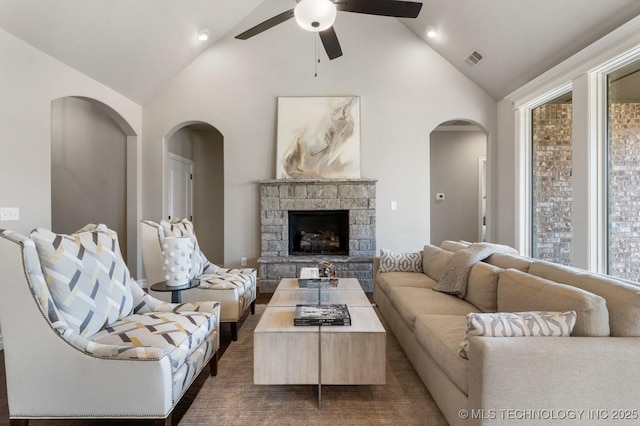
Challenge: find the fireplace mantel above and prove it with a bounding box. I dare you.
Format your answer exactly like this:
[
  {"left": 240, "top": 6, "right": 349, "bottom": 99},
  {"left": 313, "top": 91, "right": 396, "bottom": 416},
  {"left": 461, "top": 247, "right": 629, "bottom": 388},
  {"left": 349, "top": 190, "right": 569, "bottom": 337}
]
[{"left": 258, "top": 179, "right": 377, "bottom": 292}]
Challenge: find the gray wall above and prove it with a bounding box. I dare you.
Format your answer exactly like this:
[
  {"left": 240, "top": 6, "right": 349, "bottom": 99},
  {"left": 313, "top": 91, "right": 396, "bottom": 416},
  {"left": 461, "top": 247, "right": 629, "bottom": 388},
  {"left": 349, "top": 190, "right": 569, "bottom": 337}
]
[
  {"left": 430, "top": 129, "right": 486, "bottom": 246},
  {"left": 167, "top": 125, "right": 224, "bottom": 264},
  {"left": 51, "top": 97, "right": 128, "bottom": 255},
  {"left": 168, "top": 130, "right": 194, "bottom": 159}
]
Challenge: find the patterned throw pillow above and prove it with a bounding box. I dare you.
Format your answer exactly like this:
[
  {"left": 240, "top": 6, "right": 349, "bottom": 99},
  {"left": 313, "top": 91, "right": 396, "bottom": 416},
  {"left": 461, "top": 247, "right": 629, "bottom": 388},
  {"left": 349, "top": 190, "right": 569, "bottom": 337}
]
[
  {"left": 31, "top": 224, "right": 134, "bottom": 337},
  {"left": 458, "top": 310, "right": 576, "bottom": 359},
  {"left": 379, "top": 248, "right": 423, "bottom": 273}
]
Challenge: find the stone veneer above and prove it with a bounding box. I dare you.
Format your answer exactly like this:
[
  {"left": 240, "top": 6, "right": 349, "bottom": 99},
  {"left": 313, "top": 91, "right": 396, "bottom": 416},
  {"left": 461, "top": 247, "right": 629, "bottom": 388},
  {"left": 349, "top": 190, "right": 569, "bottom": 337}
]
[{"left": 259, "top": 179, "right": 376, "bottom": 292}]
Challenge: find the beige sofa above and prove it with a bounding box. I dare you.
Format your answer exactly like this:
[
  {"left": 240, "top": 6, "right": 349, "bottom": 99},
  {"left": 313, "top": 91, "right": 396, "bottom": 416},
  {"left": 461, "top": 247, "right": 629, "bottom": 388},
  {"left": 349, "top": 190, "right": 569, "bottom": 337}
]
[{"left": 373, "top": 240, "right": 640, "bottom": 425}]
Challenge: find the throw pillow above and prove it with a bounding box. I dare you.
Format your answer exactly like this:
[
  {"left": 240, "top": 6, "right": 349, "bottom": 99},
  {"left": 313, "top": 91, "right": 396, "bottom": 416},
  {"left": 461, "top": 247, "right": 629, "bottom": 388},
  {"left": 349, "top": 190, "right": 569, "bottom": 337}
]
[
  {"left": 458, "top": 310, "right": 576, "bottom": 359},
  {"left": 379, "top": 248, "right": 423, "bottom": 273},
  {"left": 31, "top": 224, "right": 134, "bottom": 337}
]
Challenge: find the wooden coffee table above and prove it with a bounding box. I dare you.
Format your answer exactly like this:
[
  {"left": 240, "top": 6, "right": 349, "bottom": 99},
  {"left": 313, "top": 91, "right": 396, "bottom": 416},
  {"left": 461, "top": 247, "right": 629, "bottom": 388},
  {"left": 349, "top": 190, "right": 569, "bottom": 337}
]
[{"left": 254, "top": 278, "right": 386, "bottom": 406}]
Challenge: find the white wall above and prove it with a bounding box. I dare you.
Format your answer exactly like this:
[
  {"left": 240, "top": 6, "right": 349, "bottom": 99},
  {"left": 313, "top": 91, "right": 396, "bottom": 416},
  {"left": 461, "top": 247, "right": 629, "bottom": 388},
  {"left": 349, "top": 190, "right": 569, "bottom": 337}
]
[
  {"left": 0, "top": 27, "right": 142, "bottom": 236},
  {"left": 495, "top": 99, "right": 518, "bottom": 247},
  {"left": 430, "top": 130, "right": 486, "bottom": 246},
  {"left": 51, "top": 97, "right": 128, "bottom": 254},
  {"left": 142, "top": 3, "right": 497, "bottom": 267}
]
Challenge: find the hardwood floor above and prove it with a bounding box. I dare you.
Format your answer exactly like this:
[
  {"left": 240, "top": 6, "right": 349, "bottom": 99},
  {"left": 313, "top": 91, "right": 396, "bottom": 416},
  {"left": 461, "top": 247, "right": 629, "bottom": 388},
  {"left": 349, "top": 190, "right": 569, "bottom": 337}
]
[{"left": 0, "top": 292, "right": 273, "bottom": 426}]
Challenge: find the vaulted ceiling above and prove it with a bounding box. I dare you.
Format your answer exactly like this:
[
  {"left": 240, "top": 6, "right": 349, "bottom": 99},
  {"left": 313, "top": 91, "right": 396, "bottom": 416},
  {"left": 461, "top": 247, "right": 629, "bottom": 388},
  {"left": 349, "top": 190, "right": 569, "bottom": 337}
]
[{"left": 1, "top": 0, "right": 639, "bottom": 103}]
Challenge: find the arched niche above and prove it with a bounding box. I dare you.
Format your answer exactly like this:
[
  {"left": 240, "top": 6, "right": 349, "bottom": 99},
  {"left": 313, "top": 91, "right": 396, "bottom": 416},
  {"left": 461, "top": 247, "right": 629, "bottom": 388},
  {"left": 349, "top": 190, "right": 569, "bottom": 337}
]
[
  {"left": 163, "top": 121, "right": 225, "bottom": 264},
  {"left": 429, "top": 119, "right": 489, "bottom": 245},
  {"left": 50, "top": 96, "right": 140, "bottom": 276}
]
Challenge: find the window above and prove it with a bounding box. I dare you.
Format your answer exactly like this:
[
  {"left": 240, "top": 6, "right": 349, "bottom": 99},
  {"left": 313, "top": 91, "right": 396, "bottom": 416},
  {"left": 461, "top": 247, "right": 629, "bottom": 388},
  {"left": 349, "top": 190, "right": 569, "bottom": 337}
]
[
  {"left": 530, "top": 92, "right": 573, "bottom": 265},
  {"left": 606, "top": 60, "right": 640, "bottom": 281}
]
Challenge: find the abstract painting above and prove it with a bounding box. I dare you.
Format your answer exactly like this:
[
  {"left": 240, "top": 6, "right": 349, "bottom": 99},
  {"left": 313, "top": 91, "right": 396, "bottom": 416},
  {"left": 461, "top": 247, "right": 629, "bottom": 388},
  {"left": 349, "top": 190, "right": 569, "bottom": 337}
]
[{"left": 276, "top": 96, "right": 360, "bottom": 179}]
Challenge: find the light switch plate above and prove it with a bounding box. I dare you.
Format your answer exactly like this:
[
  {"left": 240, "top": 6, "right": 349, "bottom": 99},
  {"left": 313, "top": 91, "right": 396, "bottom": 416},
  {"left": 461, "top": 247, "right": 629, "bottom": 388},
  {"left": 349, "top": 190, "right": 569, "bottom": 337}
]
[
  {"left": 435, "top": 193, "right": 445, "bottom": 201},
  {"left": 0, "top": 207, "right": 19, "bottom": 221}
]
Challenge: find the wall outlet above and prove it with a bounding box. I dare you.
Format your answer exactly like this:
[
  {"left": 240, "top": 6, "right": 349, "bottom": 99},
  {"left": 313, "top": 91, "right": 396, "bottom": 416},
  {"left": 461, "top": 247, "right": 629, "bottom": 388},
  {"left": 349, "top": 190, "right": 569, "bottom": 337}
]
[
  {"left": 0, "top": 207, "right": 19, "bottom": 221},
  {"left": 240, "top": 257, "right": 247, "bottom": 266},
  {"left": 435, "top": 193, "right": 445, "bottom": 201}
]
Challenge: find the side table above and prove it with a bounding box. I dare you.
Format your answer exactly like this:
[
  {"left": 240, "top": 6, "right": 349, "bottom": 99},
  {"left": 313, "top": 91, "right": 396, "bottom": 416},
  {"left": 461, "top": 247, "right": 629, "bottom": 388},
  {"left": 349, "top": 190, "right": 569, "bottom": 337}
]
[{"left": 150, "top": 280, "right": 200, "bottom": 303}]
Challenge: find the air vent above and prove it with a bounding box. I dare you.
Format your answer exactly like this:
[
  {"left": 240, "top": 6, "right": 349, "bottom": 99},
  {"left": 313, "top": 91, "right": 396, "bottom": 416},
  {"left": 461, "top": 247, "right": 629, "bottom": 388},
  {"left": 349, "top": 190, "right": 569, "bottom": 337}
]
[{"left": 464, "top": 50, "right": 484, "bottom": 67}]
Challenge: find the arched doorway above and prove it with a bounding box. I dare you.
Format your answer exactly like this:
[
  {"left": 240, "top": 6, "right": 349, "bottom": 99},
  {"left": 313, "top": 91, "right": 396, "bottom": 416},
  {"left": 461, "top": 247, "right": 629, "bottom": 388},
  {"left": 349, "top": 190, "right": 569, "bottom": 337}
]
[
  {"left": 50, "top": 96, "right": 140, "bottom": 274},
  {"left": 429, "top": 119, "right": 488, "bottom": 245},
  {"left": 165, "top": 122, "right": 225, "bottom": 264}
]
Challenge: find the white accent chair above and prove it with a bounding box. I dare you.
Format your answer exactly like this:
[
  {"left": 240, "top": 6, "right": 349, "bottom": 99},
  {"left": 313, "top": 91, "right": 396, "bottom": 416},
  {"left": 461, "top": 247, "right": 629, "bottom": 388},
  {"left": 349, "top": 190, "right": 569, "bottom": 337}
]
[
  {"left": 0, "top": 225, "right": 220, "bottom": 426},
  {"left": 141, "top": 219, "right": 257, "bottom": 341}
]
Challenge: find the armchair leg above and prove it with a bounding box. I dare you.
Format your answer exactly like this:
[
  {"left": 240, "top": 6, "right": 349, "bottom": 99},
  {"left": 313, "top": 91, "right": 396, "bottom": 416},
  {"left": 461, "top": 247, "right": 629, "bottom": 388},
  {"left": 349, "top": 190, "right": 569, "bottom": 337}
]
[
  {"left": 230, "top": 322, "right": 238, "bottom": 341},
  {"left": 154, "top": 413, "right": 172, "bottom": 426},
  {"left": 251, "top": 300, "right": 256, "bottom": 315},
  {"left": 209, "top": 351, "right": 218, "bottom": 376}
]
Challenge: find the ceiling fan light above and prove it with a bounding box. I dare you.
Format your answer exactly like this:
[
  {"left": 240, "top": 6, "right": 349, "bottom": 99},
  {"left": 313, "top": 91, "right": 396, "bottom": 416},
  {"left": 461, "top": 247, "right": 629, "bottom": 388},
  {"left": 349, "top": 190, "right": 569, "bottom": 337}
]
[
  {"left": 294, "top": 0, "right": 337, "bottom": 32},
  {"left": 197, "top": 29, "right": 210, "bottom": 42}
]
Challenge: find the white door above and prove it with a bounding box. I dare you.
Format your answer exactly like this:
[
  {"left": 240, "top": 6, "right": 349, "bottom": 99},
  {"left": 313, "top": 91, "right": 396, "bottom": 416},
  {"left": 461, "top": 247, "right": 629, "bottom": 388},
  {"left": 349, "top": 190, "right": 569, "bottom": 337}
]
[{"left": 167, "top": 153, "right": 194, "bottom": 222}]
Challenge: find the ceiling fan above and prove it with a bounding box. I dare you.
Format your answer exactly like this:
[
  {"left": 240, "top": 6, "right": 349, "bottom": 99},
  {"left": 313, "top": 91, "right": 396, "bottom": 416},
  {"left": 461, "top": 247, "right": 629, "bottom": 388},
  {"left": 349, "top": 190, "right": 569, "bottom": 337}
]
[{"left": 235, "top": 0, "right": 423, "bottom": 60}]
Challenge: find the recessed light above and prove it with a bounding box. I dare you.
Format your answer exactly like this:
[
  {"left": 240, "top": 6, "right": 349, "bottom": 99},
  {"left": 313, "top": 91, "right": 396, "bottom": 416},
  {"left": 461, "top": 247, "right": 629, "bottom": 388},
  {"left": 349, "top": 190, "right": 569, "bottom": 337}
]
[
  {"left": 426, "top": 26, "right": 439, "bottom": 39},
  {"left": 197, "top": 29, "right": 210, "bottom": 42}
]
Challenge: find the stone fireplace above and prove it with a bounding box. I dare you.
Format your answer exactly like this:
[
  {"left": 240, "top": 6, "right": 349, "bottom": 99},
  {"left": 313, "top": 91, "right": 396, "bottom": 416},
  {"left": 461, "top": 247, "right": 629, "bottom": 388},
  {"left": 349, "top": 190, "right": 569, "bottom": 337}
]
[{"left": 258, "top": 179, "right": 376, "bottom": 292}]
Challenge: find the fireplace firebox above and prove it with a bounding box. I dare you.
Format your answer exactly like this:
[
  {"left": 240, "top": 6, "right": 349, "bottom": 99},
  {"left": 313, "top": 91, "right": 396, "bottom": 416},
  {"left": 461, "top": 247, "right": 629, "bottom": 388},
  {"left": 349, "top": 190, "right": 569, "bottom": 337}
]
[{"left": 288, "top": 210, "right": 349, "bottom": 256}]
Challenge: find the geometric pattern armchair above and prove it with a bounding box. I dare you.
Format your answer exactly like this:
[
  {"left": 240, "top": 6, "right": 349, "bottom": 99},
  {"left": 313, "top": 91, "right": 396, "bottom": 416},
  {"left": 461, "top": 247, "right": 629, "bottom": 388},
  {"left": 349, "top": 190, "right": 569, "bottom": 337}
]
[
  {"left": 0, "top": 224, "right": 220, "bottom": 426},
  {"left": 141, "top": 218, "right": 257, "bottom": 341}
]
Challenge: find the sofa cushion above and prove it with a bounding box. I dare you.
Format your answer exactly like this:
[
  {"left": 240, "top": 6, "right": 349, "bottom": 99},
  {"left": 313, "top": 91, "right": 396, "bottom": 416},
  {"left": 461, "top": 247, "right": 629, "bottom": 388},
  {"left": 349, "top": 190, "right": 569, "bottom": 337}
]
[
  {"left": 458, "top": 311, "right": 576, "bottom": 359},
  {"left": 422, "top": 244, "right": 453, "bottom": 281},
  {"left": 90, "top": 310, "right": 215, "bottom": 371},
  {"left": 464, "top": 262, "right": 501, "bottom": 313},
  {"left": 484, "top": 252, "right": 531, "bottom": 272},
  {"left": 199, "top": 271, "right": 256, "bottom": 293},
  {"left": 388, "top": 287, "right": 477, "bottom": 330},
  {"left": 379, "top": 248, "right": 423, "bottom": 273},
  {"left": 528, "top": 260, "right": 640, "bottom": 336},
  {"left": 414, "top": 314, "right": 469, "bottom": 394},
  {"left": 31, "top": 224, "right": 134, "bottom": 337},
  {"left": 375, "top": 271, "right": 437, "bottom": 298},
  {"left": 497, "top": 269, "right": 610, "bottom": 337},
  {"left": 440, "top": 240, "right": 470, "bottom": 252}
]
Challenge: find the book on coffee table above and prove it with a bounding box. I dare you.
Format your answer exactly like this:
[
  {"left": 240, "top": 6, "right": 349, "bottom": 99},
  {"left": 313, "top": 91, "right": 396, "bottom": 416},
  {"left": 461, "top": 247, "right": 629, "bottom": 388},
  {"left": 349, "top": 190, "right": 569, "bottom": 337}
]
[{"left": 294, "top": 304, "right": 351, "bottom": 326}]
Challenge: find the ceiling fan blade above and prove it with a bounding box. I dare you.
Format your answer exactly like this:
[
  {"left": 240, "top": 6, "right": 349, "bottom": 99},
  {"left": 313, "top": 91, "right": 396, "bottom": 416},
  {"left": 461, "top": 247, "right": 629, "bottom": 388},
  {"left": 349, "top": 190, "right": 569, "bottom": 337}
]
[
  {"left": 235, "top": 8, "right": 295, "bottom": 40},
  {"left": 319, "top": 27, "right": 343, "bottom": 60},
  {"left": 335, "top": 0, "right": 422, "bottom": 18}
]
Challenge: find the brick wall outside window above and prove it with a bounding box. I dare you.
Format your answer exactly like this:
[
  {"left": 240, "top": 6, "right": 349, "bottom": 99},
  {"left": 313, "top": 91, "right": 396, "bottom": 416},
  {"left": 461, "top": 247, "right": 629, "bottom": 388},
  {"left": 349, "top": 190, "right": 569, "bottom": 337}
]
[
  {"left": 608, "top": 103, "right": 640, "bottom": 282},
  {"left": 531, "top": 103, "right": 573, "bottom": 265}
]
